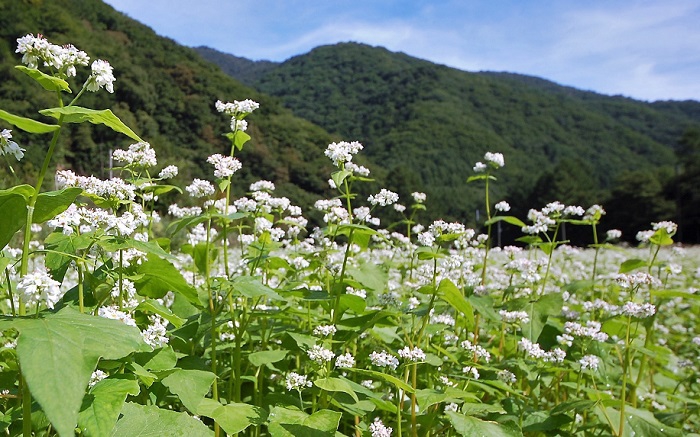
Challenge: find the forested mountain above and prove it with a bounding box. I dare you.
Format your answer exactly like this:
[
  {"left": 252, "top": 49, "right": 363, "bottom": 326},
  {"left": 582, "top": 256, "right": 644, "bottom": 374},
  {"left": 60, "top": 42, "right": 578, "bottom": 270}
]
[
  {"left": 0, "top": 0, "right": 337, "bottom": 212},
  {"left": 2, "top": 0, "right": 698, "bottom": 241},
  {"left": 194, "top": 46, "right": 278, "bottom": 87},
  {"left": 196, "top": 43, "right": 700, "bottom": 240}
]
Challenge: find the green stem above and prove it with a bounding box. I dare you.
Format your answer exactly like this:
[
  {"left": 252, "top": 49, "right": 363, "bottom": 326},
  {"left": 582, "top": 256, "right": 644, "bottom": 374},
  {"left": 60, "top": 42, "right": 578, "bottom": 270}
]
[
  {"left": 410, "top": 363, "right": 418, "bottom": 437},
  {"left": 479, "top": 176, "right": 492, "bottom": 285},
  {"left": 77, "top": 262, "right": 84, "bottom": 313},
  {"left": 619, "top": 316, "right": 632, "bottom": 437},
  {"left": 21, "top": 375, "right": 31, "bottom": 437}
]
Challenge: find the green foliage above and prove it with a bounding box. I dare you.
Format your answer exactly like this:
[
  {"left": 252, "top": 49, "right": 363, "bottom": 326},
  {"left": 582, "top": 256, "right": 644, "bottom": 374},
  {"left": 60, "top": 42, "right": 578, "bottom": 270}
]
[
  {"left": 0, "top": 0, "right": 333, "bottom": 213},
  {"left": 0, "top": 307, "right": 147, "bottom": 437}
]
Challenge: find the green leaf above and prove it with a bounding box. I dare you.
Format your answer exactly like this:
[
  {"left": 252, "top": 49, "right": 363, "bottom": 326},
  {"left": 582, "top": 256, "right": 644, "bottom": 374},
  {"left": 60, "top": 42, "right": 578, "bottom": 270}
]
[
  {"left": 225, "top": 130, "right": 251, "bottom": 151},
  {"left": 596, "top": 405, "right": 683, "bottom": 437},
  {"left": 651, "top": 289, "right": 700, "bottom": 301},
  {"left": 33, "top": 188, "right": 82, "bottom": 223},
  {"left": 248, "top": 349, "right": 288, "bottom": 367},
  {"left": 468, "top": 295, "right": 501, "bottom": 322},
  {"left": 39, "top": 106, "right": 142, "bottom": 142},
  {"left": 649, "top": 228, "right": 674, "bottom": 246},
  {"left": 338, "top": 294, "right": 366, "bottom": 314},
  {"left": 0, "top": 307, "right": 147, "bottom": 437},
  {"left": 438, "top": 278, "right": 474, "bottom": 329},
  {"left": 344, "top": 368, "right": 414, "bottom": 394},
  {"left": 0, "top": 109, "right": 60, "bottom": 133},
  {"left": 446, "top": 412, "right": 523, "bottom": 437},
  {"left": 135, "top": 300, "right": 185, "bottom": 328},
  {"left": 197, "top": 399, "right": 267, "bottom": 435},
  {"left": 619, "top": 258, "right": 647, "bottom": 274},
  {"left": 44, "top": 232, "right": 91, "bottom": 283},
  {"left": 522, "top": 293, "right": 563, "bottom": 342},
  {"left": 140, "top": 184, "right": 182, "bottom": 196},
  {"left": 522, "top": 411, "right": 571, "bottom": 432},
  {"left": 111, "top": 403, "right": 213, "bottom": 437},
  {"left": 78, "top": 377, "right": 140, "bottom": 437},
  {"left": 331, "top": 170, "right": 353, "bottom": 189},
  {"left": 134, "top": 346, "right": 178, "bottom": 371},
  {"left": 15, "top": 66, "right": 71, "bottom": 92},
  {"left": 167, "top": 215, "right": 209, "bottom": 237},
  {"left": 550, "top": 399, "right": 596, "bottom": 415},
  {"left": 415, "top": 388, "right": 483, "bottom": 413},
  {"left": 161, "top": 369, "right": 216, "bottom": 413},
  {"left": 135, "top": 254, "right": 199, "bottom": 305},
  {"left": 0, "top": 189, "right": 27, "bottom": 250},
  {"left": 267, "top": 406, "right": 341, "bottom": 437},
  {"left": 484, "top": 215, "right": 526, "bottom": 228},
  {"left": 232, "top": 276, "right": 285, "bottom": 301},
  {"left": 314, "top": 377, "right": 359, "bottom": 402},
  {"left": 467, "top": 174, "right": 493, "bottom": 183},
  {"left": 348, "top": 262, "right": 387, "bottom": 292}
]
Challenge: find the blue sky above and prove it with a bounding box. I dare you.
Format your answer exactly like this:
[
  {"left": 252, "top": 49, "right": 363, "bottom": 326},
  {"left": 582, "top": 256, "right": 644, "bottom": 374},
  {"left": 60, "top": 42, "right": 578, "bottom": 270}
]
[{"left": 102, "top": 0, "right": 700, "bottom": 101}]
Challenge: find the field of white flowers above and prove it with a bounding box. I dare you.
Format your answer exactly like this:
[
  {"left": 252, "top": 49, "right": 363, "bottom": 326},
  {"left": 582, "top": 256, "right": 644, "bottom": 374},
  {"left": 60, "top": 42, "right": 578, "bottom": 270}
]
[{"left": 0, "top": 34, "right": 698, "bottom": 437}]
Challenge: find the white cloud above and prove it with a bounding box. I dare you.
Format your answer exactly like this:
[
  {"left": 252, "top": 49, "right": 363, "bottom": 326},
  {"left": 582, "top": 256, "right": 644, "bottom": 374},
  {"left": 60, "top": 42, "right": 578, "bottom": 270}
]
[{"left": 103, "top": 0, "right": 700, "bottom": 100}]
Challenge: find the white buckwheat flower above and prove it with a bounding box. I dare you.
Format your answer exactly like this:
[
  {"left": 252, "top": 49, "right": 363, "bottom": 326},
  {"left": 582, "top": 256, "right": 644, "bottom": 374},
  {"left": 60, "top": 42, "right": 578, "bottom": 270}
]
[
  {"left": 579, "top": 355, "right": 600, "bottom": 371},
  {"left": 495, "top": 201, "right": 511, "bottom": 212},
  {"left": 285, "top": 372, "right": 312, "bottom": 391},
  {"left": 207, "top": 153, "right": 242, "bottom": 178},
  {"left": 484, "top": 152, "right": 505, "bottom": 168},
  {"left": 606, "top": 229, "right": 622, "bottom": 240},
  {"left": 312, "top": 324, "right": 337, "bottom": 337},
  {"left": 86, "top": 59, "right": 115, "bottom": 93},
  {"left": 112, "top": 142, "right": 157, "bottom": 167},
  {"left": 324, "top": 141, "right": 363, "bottom": 166},
  {"left": 335, "top": 353, "right": 355, "bottom": 368},
  {"left": 0, "top": 129, "right": 25, "bottom": 161},
  {"left": 369, "top": 350, "right": 399, "bottom": 370},
  {"left": 186, "top": 179, "right": 215, "bottom": 198},
  {"left": 158, "top": 165, "right": 179, "bottom": 179},
  {"left": 89, "top": 370, "right": 108, "bottom": 388},
  {"left": 16, "top": 269, "right": 62, "bottom": 309},
  {"left": 369, "top": 418, "right": 393, "bottom": 437},
  {"left": 141, "top": 315, "right": 169, "bottom": 348},
  {"left": 98, "top": 305, "right": 137, "bottom": 327},
  {"left": 499, "top": 310, "right": 530, "bottom": 324},
  {"left": 368, "top": 189, "right": 399, "bottom": 206},
  {"left": 307, "top": 345, "right": 335, "bottom": 364},
  {"left": 398, "top": 346, "right": 426, "bottom": 362},
  {"left": 497, "top": 369, "right": 517, "bottom": 384},
  {"left": 652, "top": 221, "right": 677, "bottom": 235},
  {"left": 621, "top": 302, "right": 656, "bottom": 319},
  {"left": 215, "top": 99, "right": 260, "bottom": 116}
]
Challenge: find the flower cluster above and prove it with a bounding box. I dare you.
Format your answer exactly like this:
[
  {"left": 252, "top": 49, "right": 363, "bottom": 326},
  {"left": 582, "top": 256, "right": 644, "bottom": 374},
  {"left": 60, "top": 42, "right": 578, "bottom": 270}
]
[
  {"left": 518, "top": 338, "right": 566, "bottom": 363},
  {"left": 113, "top": 142, "right": 157, "bottom": 167},
  {"left": 285, "top": 372, "right": 312, "bottom": 391},
  {"left": 369, "top": 418, "right": 393, "bottom": 437},
  {"left": 0, "top": 129, "right": 25, "bottom": 161},
  {"left": 473, "top": 151, "right": 505, "bottom": 172},
  {"left": 86, "top": 59, "right": 115, "bottom": 93},
  {"left": 397, "top": 346, "right": 426, "bottom": 362},
  {"left": 307, "top": 345, "right": 335, "bottom": 364},
  {"left": 16, "top": 33, "right": 89, "bottom": 76},
  {"left": 368, "top": 189, "right": 399, "bottom": 207},
  {"left": 186, "top": 179, "right": 215, "bottom": 198},
  {"left": 16, "top": 269, "right": 62, "bottom": 310},
  {"left": 215, "top": 99, "right": 260, "bottom": 117},
  {"left": 324, "top": 141, "right": 363, "bottom": 167},
  {"left": 369, "top": 350, "right": 399, "bottom": 370},
  {"left": 207, "top": 153, "right": 242, "bottom": 179}
]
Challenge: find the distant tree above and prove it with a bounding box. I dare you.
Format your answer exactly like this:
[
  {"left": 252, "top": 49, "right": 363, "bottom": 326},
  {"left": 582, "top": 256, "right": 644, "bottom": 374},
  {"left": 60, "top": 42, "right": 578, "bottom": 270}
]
[
  {"left": 669, "top": 127, "right": 700, "bottom": 242},
  {"left": 604, "top": 170, "right": 675, "bottom": 242}
]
